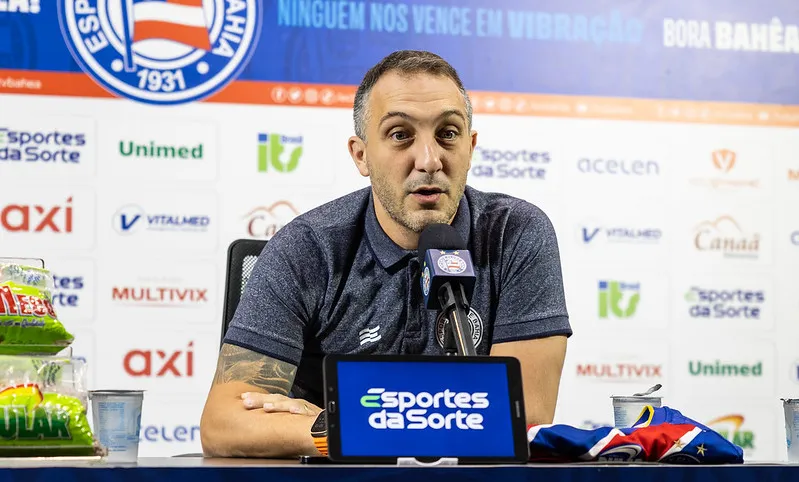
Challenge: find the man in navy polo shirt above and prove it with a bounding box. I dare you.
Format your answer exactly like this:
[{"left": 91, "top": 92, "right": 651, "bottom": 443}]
[{"left": 201, "top": 50, "right": 571, "bottom": 458}]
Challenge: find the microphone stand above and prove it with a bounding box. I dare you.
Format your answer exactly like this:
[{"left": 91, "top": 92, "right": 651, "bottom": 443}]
[{"left": 438, "top": 283, "right": 476, "bottom": 356}]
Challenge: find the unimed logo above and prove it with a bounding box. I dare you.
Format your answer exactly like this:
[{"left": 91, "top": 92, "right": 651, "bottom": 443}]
[
  {"left": 0, "top": 198, "right": 73, "bottom": 233},
  {"left": 257, "top": 133, "right": 303, "bottom": 173},
  {"left": 123, "top": 342, "right": 194, "bottom": 377}
]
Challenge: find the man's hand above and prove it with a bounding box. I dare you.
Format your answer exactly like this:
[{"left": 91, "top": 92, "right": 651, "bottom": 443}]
[{"left": 241, "top": 392, "right": 323, "bottom": 417}]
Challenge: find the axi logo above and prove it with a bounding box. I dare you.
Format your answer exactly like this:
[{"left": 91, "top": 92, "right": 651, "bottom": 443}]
[
  {"left": 112, "top": 286, "right": 208, "bottom": 306},
  {"left": 1, "top": 198, "right": 73, "bottom": 233},
  {"left": 470, "top": 146, "right": 549, "bottom": 180},
  {"left": 119, "top": 140, "right": 203, "bottom": 160},
  {"left": 123, "top": 342, "right": 194, "bottom": 377},
  {"left": 707, "top": 415, "right": 754, "bottom": 450},
  {"left": 712, "top": 149, "right": 736, "bottom": 172},
  {"left": 684, "top": 287, "right": 764, "bottom": 319},
  {"left": 0, "top": 127, "right": 86, "bottom": 163},
  {"left": 598, "top": 281, "right": 640, "bottom": 319},
  {"left": 360, "top": 388, "right": 489, "bottom": 430},
  {"left": 694, "top": 216, "right": 760, "bottom": 259},
  {"left": 113, "top": 205, "right": 210, "bottom": 235},
  {"left": 52, "top": 274, "right": 85, "bottom": 308},
  {"left": 576, "top": 363, "right": 662, "bottom": 379},
  {"left": 244, "top": 201, "right": 300, "bottom": 239},
  {"left": 257, "top": 133, "right": 303, "bottom": 173}
]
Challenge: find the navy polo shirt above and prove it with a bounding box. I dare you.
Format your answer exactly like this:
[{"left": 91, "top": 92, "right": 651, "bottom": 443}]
[{"left": 224, "top": 186, "right": 572, "bottom": 407}]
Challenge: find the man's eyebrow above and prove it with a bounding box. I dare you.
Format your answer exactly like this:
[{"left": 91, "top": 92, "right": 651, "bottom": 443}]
[{"left": 378, "top": 109, "right": 466, "bottom": 128}]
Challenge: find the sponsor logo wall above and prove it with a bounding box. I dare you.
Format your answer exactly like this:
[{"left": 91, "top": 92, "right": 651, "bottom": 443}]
[{"left": 1, "top": 0, "right": 797, "bottom": 461}]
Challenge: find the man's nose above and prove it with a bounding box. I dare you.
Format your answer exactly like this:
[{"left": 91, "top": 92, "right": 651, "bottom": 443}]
[{"left": 413, "top": 136, "right": 443, "bottom": 176}]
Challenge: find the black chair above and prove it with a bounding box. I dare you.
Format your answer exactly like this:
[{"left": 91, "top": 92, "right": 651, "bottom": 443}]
[{"left": 220, "top": 239, "right": 267, "bottom": 346}]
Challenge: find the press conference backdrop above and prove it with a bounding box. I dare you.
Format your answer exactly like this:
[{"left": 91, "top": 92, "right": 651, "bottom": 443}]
[{"left": 1, "top": 0, "right": 798, "bottom": 460}]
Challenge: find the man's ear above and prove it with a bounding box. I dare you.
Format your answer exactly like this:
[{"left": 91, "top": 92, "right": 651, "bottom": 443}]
[
  {"left": 349, "top": 136, "right": 369, "bottom": 177},
  {"left": 469, "top": 129, "right": 478, "bottom": 170}
]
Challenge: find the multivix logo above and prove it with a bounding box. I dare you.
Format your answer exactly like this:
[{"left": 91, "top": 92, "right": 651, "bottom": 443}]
[
  {"left": 257, "top": 133, "right": 302, "bottom": 172},
  {"left": 598, "top": 281, "right": 640, "bottom": 319},
  {"left": 360, "top": 389, "right": 489, "bottom": 430}
]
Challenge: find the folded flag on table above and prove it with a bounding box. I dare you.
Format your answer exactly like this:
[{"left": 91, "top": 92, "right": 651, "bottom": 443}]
[{"left": 527, "top": 406, "right": 744, "bottom": 464}]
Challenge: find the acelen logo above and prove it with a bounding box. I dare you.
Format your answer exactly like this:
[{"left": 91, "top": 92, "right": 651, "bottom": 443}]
[
  {"left": 244, "top": 201, "right": 300, "bottom": 239},
  {"left": 576, "top": 363, "right": 662, "bottom": 379},
  {"left": 141, "top": 424, "right": 200, "bottom": 443},
  {"left": 598, "top": 280, "right": 640, "bottom": 319},
  {"left": 693, "top": 216, "right": 760, "bottom": 259},
  {"left": 577, "top": 157, "right": 659, "bottom": 176},
  {"left": 0, "top": 198, "right": 73, "bottom": 233},
  {"left": 112, "top": 286, "right": 208, "bottom": 307},
  {"left": 123, "top": 342, "right": 194, "bottom": 377},
  {"left": 257, "top": 133, "right": 303, "bottom": 173}
]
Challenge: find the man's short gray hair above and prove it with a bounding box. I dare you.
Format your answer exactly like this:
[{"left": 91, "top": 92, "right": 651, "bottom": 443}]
[{"left": 352, "top": 50, "right": 473, "bottom": 141}]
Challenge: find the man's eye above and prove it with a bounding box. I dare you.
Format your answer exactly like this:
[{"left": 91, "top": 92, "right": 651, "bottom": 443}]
[
  {"left": 390, "top": 131, "right": 410, "bottom": 141},
  {"left": 439, "top": 130, "right": 458, "bottom": 140}
]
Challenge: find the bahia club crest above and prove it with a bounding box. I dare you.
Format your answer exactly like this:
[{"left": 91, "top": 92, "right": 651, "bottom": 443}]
[{"left": 58, "top": 0, "right": 260, "bottom": 105}]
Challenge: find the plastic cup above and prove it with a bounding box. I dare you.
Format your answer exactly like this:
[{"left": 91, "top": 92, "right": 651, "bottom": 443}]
[
  {"left": 89, "top": 390, "right": 144, "bottom": 463},
  {"left": 611, "top": 396, "right": 662, "bottom": 428},
  {"left": 783, "top": 399, "right": 799, "bottom": 462}
]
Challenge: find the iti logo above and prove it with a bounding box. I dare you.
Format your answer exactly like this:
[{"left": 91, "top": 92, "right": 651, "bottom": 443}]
[
  {"left": 58, "top": 1, "right": 261, "bottom": 105},
  {"left": 598, "top": 281, "right": 640, "bottom": 319},
  {"left": 257, "top": 133, "right": 303, "bottom": 173},
  {"left": 712, "top": 149, "right": 736, "bottom": 172}
]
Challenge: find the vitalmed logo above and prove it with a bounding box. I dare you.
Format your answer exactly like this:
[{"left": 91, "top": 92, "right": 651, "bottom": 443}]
[
  {"left": 581, "top": 225, "right": 662, "bottom": 244},
  {"left": 360, "top": 388, "right": 489, "bottom": 430},
  {"left": 257, "top": 133, "right": 303, "bottom": 173},
  {"left": 688, "top": 360, "right": 763, "bottom": 377},
  {"left": 577, "top": 157, "right": 659, "bottom": 176},
  {"left": 112, "top": 285, "right": 208, "bottom": 308},
  {"left": 598, "top": 280, "right": 640, "bottom": 319},
  {"left": 113, "top": 205, "right": 210, "bottom": 235},
  {"left": 694, "top": 216, "right": 760, "bottom": 259},
  {"left": 690, "top": 149, "right": 758, "bottom": 188},
  {"left": 119, "top": 140, "right": 204, "bottom": 160},
  {"left": 470, "top": 146, "right": 549, "bottom": 180},
  {"left": 576, "top": 363, "right": 662, "bottom": 379},
  {"left": 0, "top": 0, "right": 40, "bottom": 13},
  {"left": 123, "top": 341, "right": 194, "bottom": 378},
  {"left": 0, "top": 127, "right": 86, "bottom": 163},
  {"left": 707, "top": 415, "right": 754, "bottom": 450},
  {"left": 1, "top": 198, "right": 73, "bottom": 233},
  {"left": 244, "top": 201, "right": 299, "bottom": 239},
  {"left": 685, "top": 287, "right": 764, "bottom": 319}
]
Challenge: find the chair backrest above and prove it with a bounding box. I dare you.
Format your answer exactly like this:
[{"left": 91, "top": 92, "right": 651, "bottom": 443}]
[{"left": 220, "top": 238, "right": 267, "bottom": 346}]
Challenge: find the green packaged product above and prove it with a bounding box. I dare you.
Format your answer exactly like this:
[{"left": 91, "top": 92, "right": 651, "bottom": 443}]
[
  {"left": 0, "top": 383, "right": 97, "bottom": 456},
  {"left": 0, "top": 264, "right": 73, "bottom": 354}
]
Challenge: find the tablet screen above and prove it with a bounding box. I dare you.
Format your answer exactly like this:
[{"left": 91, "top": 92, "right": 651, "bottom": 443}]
[{"left": 335, "top": 360, "right": 516, "bottom": 458}]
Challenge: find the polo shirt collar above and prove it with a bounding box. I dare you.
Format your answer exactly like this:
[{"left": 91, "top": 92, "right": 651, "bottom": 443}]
[{"left": 365, "top": 191, "right": 472, "bottom": 270}]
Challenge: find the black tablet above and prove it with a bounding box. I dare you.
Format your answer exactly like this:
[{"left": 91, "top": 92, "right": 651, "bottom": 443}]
[{"left": 322, "top": 354, "right": 529, "bottom": 464}]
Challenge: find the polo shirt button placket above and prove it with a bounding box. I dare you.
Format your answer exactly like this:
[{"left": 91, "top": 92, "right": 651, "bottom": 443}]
[{"left": 401, "top": 257, "right": 424, "bottom": 354}]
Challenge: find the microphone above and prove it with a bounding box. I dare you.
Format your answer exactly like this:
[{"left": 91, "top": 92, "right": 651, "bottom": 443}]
[{"left": 418, "top": 224, "right": 477, "bottom": 356}]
